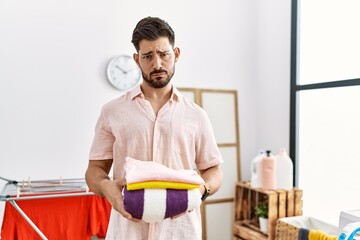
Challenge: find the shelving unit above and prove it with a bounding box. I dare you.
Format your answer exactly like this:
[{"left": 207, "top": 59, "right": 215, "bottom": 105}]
[
  {"left": 179, "top": 88, "right": 240, "bottom": 240},
  {"left": 233, "top": 181, "right": 302, "bottom": 240}
]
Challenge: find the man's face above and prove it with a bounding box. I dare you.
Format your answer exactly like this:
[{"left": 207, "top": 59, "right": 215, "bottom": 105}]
[{"left": 134, "top": 37, "right": 180, "bottom": 89}]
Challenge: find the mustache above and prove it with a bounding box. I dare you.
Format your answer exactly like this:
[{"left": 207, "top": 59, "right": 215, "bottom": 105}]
[{"left": 150, "top": 69, "right": 167, "bottom": 76}]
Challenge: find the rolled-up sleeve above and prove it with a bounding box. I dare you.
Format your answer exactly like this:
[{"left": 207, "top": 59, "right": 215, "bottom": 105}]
[
  {"left": 195, "top": 112, "right": 223, "bottom": 170},
  {"left": 89, "top": 108, "right": 115, "bottom": 160}
]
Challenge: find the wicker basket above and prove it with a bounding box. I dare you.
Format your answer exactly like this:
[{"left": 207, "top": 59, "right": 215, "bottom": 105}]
[
  {"left": 275, "top": 216, "right": 339, "bottom": 240},
  {"left": 275, "top": 219, "right": 299, "bottom": 240}
]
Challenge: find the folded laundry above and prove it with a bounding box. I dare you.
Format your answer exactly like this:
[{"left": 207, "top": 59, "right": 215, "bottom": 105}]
[
  {"left": 299, "top": 228, "right": 310, "bottom": 240},
  {"left": 125, "top": 157, "right": 204, "bottom": 185},
  {"left": 126, "top": 181, "right": 200, "bottom": 191},
  {"left": 123, "top": 188, "right": 202, "bottom": 223},
  {"left": 308, "top": 229, "right": 338, "bottom": 240}
]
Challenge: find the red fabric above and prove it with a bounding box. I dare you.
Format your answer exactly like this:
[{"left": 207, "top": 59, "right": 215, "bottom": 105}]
[{"left": 1, "top": 195, "right": 111, "bottom": 240}]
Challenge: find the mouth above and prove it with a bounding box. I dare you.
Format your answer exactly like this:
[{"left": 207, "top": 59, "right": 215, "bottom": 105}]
[{"left": 150, "top": 70, "right": 167, "bottom": 78}]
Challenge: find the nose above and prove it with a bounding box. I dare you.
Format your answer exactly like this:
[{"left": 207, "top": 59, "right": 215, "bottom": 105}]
[{"left": 152, "top": 55, "right": 163, "bottom": 70}]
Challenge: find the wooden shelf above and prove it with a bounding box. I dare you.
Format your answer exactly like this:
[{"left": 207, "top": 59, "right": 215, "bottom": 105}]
[
  {"left": 233, "top": 181, "right": 303, "bottom": 240},
  {"left": 233, "top": 220, "right": 267, "bottom": 240}
]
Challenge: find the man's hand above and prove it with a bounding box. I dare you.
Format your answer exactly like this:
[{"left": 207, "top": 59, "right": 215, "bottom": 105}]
[
  {"left": 85, "top": 160, "right": 140, "bottom": 222},
  {"left": 101, "top": 178, "right": 140, "bottom": 222}
]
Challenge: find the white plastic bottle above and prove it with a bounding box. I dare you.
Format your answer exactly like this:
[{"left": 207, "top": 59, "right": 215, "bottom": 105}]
[
  {"left": 261, "top": 150, "right": 276, "bottom": 190},
  {"left": 250, "top": 150, "right": 265, "bottom": 188},
  {"left": 275, "top": 148, "right": 293, "bottom": 190}
]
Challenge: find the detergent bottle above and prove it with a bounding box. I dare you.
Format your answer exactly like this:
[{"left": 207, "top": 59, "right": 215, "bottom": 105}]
[
  {"left": 250, "top": 150, "right": 265, "bottom": 188},
  {"left": 261, "top": 150, "right": 276, "bottom": 190},
  {"left": 275, "top": 148, "right": 294, "bottom": 190}
]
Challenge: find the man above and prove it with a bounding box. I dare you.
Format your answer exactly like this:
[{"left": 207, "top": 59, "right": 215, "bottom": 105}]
[{"left": 86, "top": 16, "right": 223, "bottom": 239}]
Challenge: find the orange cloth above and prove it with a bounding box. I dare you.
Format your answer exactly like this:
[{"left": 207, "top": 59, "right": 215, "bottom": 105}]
[{"left": 1, "top": 195, "right": 111, "bottom": 240}]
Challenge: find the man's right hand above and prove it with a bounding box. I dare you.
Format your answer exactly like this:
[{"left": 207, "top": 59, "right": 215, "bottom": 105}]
[
  {"left": 100, "top": 178, "right": 140, "bottom": 222},
  {"left": 85, "top": 160, "right": 140, "bottom": 222}
]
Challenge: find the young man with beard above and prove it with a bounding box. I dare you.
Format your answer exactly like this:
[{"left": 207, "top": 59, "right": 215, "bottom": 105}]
[{"left": 85, "top": 16, "right": 223, "bottom": 239}]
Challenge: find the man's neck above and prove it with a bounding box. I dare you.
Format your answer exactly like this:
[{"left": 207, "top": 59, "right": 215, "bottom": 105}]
[{"left": 140, "top": 83, "right": 173, "bottom": 101}]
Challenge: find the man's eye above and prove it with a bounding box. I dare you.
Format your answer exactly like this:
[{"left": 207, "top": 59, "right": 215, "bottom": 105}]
[{"left": 143, "top": 55, "right": 152, "bottom": 59}]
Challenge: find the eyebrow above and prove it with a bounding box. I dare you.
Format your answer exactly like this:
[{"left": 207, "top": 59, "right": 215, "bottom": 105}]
[
  {"left": 141, "top": 50, "right": 170, "bottom": 56},
  {"left": 141, "top": 51, "right": 153, "bottom": 56}
]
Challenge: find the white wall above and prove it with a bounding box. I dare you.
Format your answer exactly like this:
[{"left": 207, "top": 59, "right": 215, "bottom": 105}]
[
  {"left": 255, "top": 1, "right": 291, "bottom": 155},
  {"left": 0, "top": 0, "right": 291, "bottom": 232},
  {"left": 238, "top": 0, "right": 292, "bottom": 180}
]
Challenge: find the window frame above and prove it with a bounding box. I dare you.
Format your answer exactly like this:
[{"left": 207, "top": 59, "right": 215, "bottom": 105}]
[{"left": 289, "top": 0, "right": 360, "bottom": 186}]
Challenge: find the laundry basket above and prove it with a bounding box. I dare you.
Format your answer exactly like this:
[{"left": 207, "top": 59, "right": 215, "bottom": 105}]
[
  {"left": 275, "top": 216, "right": 340, "bottom": 240},
  {"left": 276, "top": 218, "right": 300, "bottom": 239}
]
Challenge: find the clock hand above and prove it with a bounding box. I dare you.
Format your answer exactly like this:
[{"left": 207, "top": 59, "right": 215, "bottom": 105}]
[
  {"left": 115, "top": 65, "right": 127, "bottom": 74},
  {"left": 127, "top": 67, "right": 140, "bottom": 73}
]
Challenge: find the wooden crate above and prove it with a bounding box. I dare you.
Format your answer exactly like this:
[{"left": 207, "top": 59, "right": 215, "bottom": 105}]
[{"left": 233, "top": 181, "right": 303, "bottom": 240}]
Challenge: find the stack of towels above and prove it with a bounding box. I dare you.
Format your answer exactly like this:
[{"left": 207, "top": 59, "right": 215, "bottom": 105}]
[
  {"left": 123, "top": 157, "right": 204, "bottom": 223},
  {"left": 299, "top": 228, "right": 338, "bottom": 240}
]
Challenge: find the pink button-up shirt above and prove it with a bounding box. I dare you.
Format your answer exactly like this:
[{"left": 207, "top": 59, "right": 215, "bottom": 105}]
[{"left": 89, "top": 85, "right": 222, "bottom": 240}]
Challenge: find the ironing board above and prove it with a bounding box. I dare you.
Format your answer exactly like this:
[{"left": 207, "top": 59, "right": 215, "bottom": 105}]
[{"left": 0, "top": 176, "right": 94, "bottom": 240}]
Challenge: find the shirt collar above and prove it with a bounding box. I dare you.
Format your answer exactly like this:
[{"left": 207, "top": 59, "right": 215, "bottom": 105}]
[
  {"left": 171, "top": 86, "right": 181, "bottom": 102},
  {"left": 130, "top": 84, "right": 182, "bottom": 102},
  {"left": 130, "top": 85, "right": 143, "bottom": 100}
]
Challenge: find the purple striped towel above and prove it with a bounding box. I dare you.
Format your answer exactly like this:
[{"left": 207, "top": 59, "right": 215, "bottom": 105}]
[{"left": 123, "top": 187, "right": 202, "bottom": 222}]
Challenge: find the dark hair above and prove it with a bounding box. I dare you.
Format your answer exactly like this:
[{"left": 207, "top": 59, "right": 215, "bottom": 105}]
[{"left": 131, "top": 17, "right": 175, "bottom": 52}]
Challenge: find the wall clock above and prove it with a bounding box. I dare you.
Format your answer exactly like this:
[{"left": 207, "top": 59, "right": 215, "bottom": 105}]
[{"left": 106, "top": 55, "right": 142, "bottom": 91}]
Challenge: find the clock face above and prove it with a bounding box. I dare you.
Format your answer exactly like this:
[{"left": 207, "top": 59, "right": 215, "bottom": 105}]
[{"left": 106, "top": 55, "right": 142, "bottom": 91}]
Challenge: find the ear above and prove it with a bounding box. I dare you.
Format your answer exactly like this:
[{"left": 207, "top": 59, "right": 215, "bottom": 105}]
[
  {"left": 174, "top": 47, "right": 180, "bottom": 63},
  {"left": 133, "top": 53, "right": 140, "bottom": 66}
]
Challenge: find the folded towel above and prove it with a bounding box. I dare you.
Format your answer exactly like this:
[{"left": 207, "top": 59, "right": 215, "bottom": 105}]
[
  {"left": 308, "top": 229, "right": 338, "bottom": 240},
  {"left": 125, "top": 157, "right": 204, "bottom": 185},
  {"left": 123, "top": 187, "right": 202, "bottom": 223},
  {"left": 126, "top": 181, "right": 200, "bottom": 191}
]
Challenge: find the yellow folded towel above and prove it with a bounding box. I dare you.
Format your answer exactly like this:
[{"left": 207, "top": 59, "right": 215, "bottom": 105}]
[
  {"left": 126, "top": 181, "right": 200, "bottom": 190},
  {"left": 309, "top": 229, "right": 338, "bottom": 240}
]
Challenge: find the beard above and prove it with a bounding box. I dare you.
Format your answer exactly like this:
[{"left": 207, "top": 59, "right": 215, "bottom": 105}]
[{"left": 141, "top": 67, "right": 175, "bottom": 89}]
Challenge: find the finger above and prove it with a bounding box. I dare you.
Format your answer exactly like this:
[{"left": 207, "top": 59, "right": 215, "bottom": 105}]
[
  {"left": 115, "top": 206, "right": 133, "bottom": 220},
  {"left": 120, "top": 210, "right": 141, "bottom": 223},
  {"left": 128, "top": 217, "right": 141, "bottom": 223},
  {"left": 114, "top": 178, "right": 126, "bottom": 187},
  {"left": 171, "top": 212, "right": 186, "bottom": 220}
]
